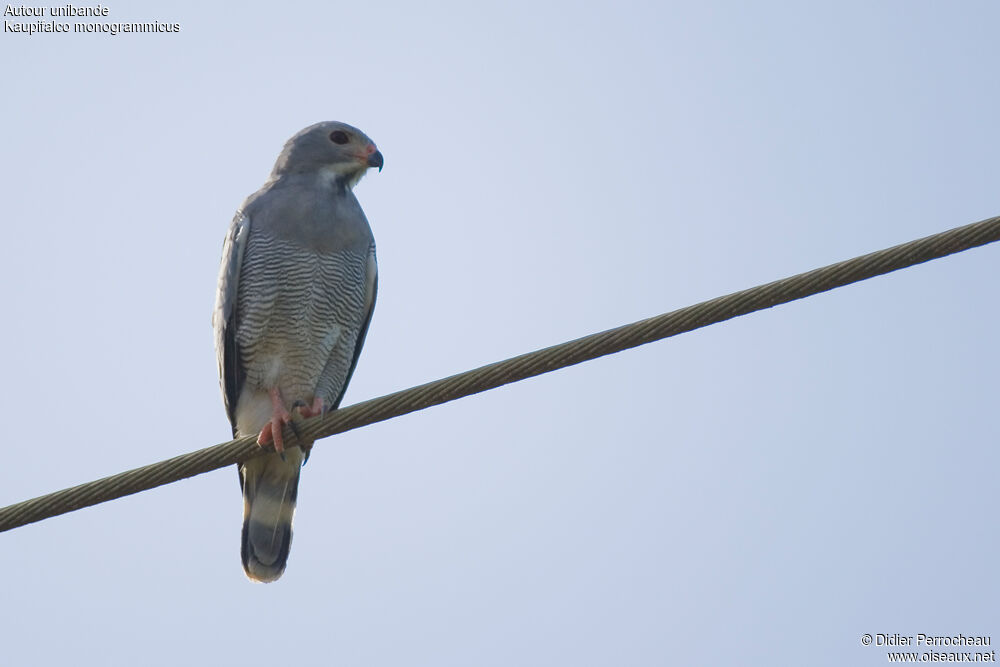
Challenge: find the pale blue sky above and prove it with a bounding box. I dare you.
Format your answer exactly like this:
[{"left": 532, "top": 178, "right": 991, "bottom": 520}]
[{"left": 1, "top": 2, "right": 997, "bottom": 665}]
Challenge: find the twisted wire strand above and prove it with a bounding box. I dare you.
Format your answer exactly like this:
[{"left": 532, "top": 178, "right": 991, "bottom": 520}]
[{"left": 2, "top": 214, "right": 997, "bottom": 532}]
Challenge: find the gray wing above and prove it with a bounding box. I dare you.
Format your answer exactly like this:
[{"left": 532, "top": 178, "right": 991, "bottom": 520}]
[
  {"left": 213, "top": 211, "right": 252, "bottom": 433},
  {"left": 326, "top": 245, "right": 378, "bottom": 411},
  {"left": 316, "top": 245, "right": 378, "bottom": 410}
]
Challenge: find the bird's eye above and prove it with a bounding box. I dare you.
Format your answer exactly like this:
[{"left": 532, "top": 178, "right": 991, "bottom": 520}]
[{"left": 329, "top": 130, "right": 349, "bottom": 145}]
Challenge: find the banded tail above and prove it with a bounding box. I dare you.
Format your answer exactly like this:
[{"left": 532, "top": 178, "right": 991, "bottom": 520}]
[{"left": 240, "top": 446, "right": 305, "bottom": 582}]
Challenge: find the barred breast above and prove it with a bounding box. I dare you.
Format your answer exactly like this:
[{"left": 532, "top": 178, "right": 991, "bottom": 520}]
[{"left": 236, "top": 229, "right": 371, "bottom": 407}]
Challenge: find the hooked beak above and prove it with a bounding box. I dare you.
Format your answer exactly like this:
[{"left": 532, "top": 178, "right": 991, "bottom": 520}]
[{"left": 367, "top": 150, "right": 384, "bottom": 172}]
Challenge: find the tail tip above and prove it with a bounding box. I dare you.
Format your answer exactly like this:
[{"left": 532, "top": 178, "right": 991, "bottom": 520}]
[
  {"left": 243, "top": 558, "right": 287, "bottom": 583},
  {"left": 241, "top": 518, "right": 293, "bottom": 583}
]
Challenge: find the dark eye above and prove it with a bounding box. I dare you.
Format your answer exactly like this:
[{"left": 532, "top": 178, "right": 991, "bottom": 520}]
[{"left": 329, "top": 130, "right": 349, "bottom": 145}]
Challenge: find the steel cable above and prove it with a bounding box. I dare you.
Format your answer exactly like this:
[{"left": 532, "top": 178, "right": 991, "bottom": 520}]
[{"left": 1, "top": 214, "right": 997, "bottom": 532}]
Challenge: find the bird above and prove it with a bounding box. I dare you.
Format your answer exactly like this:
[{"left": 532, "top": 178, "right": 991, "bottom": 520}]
[{"left": 213, "top": 121, "right": 382, "bottom": 582}]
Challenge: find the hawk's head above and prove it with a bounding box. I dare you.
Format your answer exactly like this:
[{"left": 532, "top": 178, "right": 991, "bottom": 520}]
[{"left": 272, "top": 121, "right": 383, "bottom": 188}]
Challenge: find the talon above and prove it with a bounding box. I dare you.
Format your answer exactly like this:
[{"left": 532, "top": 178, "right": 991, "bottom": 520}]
[
  {"left": 271, "top": 415, "right": 286, "bottom": 453},
  {"left": 257, "top": 422, "right": 274, "bottom": 446},
  {"left": 258, "top": 387, "right": 293, "bottom": 453},
  {"left": 298, "top": 396, "right": 326, "bottom": 419}
]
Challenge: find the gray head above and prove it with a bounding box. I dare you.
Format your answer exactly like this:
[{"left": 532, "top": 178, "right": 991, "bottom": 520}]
[{"left": 271, "top": 121, "right": 383, "bottom": 188}]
